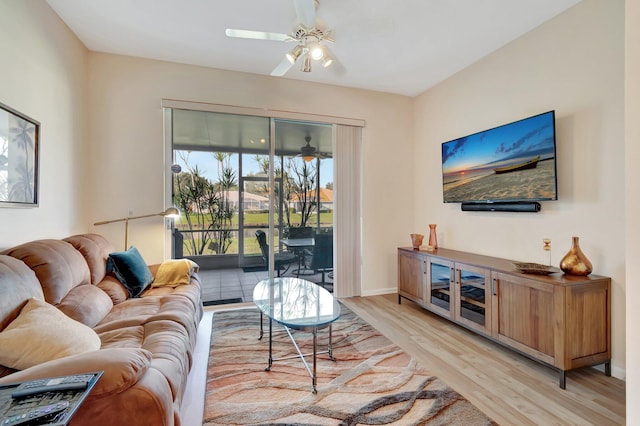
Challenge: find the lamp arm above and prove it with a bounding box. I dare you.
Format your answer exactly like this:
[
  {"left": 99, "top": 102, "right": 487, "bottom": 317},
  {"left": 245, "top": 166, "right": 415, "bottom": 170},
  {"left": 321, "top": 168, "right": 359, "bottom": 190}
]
[
  {"left": 94, "top": 217, "right": 128, "bottom": 226},
  {"left": 93, "top": 211, "right": 166, "bottom": 226},
  {"left": 93, "top": 208, "right": 179, "bottom": 251},
  {"left": 126, "top": 212, "right": 166, "bottom": 221}
]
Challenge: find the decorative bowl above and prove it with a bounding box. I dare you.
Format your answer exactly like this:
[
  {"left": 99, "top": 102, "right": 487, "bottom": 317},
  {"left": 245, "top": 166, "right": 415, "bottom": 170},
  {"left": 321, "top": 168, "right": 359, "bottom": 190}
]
[
  {"left": 513, "top": 262, "right": 561, "bottom": 275},
  {"left": 410, "top": 233, "right": 424, "bottom": 250}
]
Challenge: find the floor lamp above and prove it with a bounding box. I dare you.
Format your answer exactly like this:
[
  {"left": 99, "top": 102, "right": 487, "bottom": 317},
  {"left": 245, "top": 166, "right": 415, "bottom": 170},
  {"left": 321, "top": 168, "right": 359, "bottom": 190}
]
[{"left": 94, "top": 207, "right": 180, "bottom": 250}]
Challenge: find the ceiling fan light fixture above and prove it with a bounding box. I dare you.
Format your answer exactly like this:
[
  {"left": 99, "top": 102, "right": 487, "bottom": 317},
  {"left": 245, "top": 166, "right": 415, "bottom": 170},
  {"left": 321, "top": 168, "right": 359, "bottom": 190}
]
[
  {"left": 309, "top": 43, "right": 325, "bottom": 61},
  {"left": 226, "top": 0, "right": 338, "bottom": 77},
  {"left": 321, "top": 54, "right": 333, "bottom": 68},
  {"left": 301, "top": 54, "right": 312, "bottom": 72},
  {"left": 286, "top": 44, "right": 304, "bottom": 64}
]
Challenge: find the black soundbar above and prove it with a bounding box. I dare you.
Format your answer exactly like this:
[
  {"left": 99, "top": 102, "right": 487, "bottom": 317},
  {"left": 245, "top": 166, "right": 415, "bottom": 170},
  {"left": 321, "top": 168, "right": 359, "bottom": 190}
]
[{"left": 461, "top": 202, "right": 541, "bottom": 212}]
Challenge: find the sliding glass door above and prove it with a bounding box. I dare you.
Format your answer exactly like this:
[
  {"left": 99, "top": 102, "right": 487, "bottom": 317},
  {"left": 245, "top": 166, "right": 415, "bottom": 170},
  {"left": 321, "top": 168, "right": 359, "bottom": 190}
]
[
  {"left": 168, "top": 109, "right": 334, "bottom": 272},
  {"left": 164, "top": 100, "right": 364, "bottom": 298}
]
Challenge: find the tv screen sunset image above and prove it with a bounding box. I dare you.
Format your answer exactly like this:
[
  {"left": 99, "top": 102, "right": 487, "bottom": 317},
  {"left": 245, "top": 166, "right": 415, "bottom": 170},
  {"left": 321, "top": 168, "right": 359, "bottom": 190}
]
[{"left": 442, "top": 111, "right": 557, "bottom": 203}]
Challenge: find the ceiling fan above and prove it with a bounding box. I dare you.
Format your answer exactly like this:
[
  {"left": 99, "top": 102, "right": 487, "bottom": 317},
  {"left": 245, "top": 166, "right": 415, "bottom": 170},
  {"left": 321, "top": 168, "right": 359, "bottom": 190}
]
[
  {"left": 297, "top": 135, "right": 329, "bottom": 162},
  {"left": 225, "top": 0, "right": 335, "bottom": 76}
]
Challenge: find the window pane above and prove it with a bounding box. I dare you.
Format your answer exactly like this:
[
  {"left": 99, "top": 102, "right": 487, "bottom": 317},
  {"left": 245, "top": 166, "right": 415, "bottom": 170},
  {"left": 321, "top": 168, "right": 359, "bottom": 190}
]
[{"left": 172, "top": 150, "right": 240, "bottom": 255}]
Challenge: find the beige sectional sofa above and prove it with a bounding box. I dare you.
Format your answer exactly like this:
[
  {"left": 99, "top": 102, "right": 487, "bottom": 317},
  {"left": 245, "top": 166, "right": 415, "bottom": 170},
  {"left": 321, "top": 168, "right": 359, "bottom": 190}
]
[{"left": 0, "top": 233, "right": 203, "bottom": 426}]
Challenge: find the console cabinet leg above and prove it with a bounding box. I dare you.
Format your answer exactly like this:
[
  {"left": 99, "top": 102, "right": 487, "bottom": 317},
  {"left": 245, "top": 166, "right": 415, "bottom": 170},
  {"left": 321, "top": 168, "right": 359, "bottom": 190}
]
[
  {"left": 605, "top": 361, "right": 611, "bottom": 377},
  {"left": 559, "top": 370, "right": 566, "bottom": 389}
]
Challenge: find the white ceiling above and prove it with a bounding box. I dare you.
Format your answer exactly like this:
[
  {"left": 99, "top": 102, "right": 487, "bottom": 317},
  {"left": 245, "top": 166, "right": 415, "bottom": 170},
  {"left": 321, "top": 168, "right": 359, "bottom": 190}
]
[{"left": 45, "top": 0, "right": 581, "bottom": 97}]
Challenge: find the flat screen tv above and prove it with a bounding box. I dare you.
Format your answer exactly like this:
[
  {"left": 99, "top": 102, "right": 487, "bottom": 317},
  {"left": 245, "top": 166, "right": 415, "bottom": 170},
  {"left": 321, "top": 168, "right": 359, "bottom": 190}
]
[{"left": 442, "top": 111, "right": 557, "bottom": 204}]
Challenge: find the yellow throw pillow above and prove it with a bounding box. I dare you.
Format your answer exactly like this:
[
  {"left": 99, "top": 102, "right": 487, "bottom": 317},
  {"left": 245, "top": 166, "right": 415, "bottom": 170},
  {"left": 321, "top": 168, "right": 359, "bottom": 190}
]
[
  {"left": 0, "top": 298, "right": 101, "bottom": 370},
  {"left": 152, "top": 259, "right": 199, "bottom": 288}
]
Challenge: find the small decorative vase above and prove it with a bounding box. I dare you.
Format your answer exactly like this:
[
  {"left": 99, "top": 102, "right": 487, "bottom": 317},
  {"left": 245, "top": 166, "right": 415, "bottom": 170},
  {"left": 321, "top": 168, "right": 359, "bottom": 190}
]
[
  {"left": 428, "top": 224, "right": 438, "bottom": 249},
  {"left": 410, "top": 234, "right": 424, "bottom": 250},
  {"left": 559, "top": 236, "right": 592, "bottom": 276}
]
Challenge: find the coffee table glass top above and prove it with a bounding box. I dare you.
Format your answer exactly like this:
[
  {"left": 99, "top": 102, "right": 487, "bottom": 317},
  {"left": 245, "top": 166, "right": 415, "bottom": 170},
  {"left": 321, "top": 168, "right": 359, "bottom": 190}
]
[{"left": 253, "top": 277, "right": 340, "bottom": 329}]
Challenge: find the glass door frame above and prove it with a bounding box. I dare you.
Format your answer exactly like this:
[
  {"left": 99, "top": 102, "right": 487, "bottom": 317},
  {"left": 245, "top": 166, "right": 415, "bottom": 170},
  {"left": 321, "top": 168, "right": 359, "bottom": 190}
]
[
  {"left": 163, "top": 100, "right": 365, "bottom": 296},
  {"left": 239, "top": 173, "right": 285, "bottom": 267}
]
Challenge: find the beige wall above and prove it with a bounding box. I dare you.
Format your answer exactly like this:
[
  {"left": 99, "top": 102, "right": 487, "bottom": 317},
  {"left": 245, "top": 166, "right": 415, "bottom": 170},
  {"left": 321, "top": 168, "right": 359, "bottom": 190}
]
[
  {"left": 413, "top": 0, "right": 626, "bottom": 379},
  {"left": 626, "top": 0, "right": 639, "bottom": 421},
  {"left": 0, "top": 1, "right": 88, "bottom": 248},
  {"left": 85, "top": 53, "right": 414, "bottom": 289}
]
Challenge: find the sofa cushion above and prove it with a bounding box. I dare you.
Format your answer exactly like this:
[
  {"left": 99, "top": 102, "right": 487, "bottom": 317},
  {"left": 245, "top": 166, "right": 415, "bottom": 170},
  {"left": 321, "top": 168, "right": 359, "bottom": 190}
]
[
  {"left": 98, "top": 320, "right": 191, "bottom": 400},
  {"left": 2, "top": 240, "right": 91, "bottom": 305},
  {"left": 107, "top": 247, "right": 154, "bottom": 298},
  {"left": 64, "top": 234, "right": 114, "bottom": 285},
  {"left": 94, "top": 295, "right": 199, "bottom": 341},
  {"left": 97, "top": 275, "right": 130, "bottom": 305},
  {"left": 57, "top": 284, "right": 114, "bottom": 327},
  {"left": 144, "top": 275, "right": 203, "bottom": 314},
  {"left": 0, "top": 298, "right": 101, "bottom": 370},
  {"left": 0, "top": 255, "right": 44, "bottom": 332}
]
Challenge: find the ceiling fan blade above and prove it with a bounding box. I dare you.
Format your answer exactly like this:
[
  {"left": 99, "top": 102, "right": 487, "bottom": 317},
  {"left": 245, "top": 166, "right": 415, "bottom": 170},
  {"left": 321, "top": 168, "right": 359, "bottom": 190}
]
[
  {"left": 270, "top": 56, "right": 295, "bottom": 76},
  {"left": 225, "top": 28, "right": 292, "bottom": 42},
  {"left": 294, "top": 0, "right": 316, "bottom": 28}
]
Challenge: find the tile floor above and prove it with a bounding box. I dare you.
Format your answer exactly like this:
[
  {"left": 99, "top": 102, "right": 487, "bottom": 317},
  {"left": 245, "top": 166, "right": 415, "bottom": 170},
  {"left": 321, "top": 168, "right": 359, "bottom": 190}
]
[
  {"left": 198, "top": 268, "right": 333, "bottom": 305},
  {"left": 198, "top": 269, "right": 269, "bottom": 304}
]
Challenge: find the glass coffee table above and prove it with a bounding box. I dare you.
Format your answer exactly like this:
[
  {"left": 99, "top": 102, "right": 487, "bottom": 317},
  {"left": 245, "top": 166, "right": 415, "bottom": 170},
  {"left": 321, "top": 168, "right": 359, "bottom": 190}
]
[{"left": 253, "top": 277, "right": 341, "bottom": 393}]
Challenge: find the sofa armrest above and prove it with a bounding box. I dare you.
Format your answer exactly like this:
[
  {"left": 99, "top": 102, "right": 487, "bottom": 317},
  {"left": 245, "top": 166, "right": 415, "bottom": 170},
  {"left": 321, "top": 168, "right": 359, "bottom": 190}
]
[
  {"left": 148, "top": 264, "right": 160, "bottom": 276},
  {"left": 0, "top": 348, "right": 178, "bottom": 426},
  {"left": 0, "top": 348, "right": 151, "bottom": 397}
]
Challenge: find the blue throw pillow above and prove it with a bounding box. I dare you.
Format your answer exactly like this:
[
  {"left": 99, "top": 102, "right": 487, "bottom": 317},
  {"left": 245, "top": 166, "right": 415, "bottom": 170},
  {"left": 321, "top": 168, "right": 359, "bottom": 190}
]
[{"left": 106, "top": 246, "right": 154, "bottom": 297}]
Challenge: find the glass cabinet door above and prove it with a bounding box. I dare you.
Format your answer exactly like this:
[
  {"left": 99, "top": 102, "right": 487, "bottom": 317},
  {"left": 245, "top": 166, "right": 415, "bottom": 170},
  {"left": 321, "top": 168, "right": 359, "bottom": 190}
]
[
  {"left": 427, "top": 258, "right": 454, "bottom": 318},
  {"left": 456, "top": 264, "right": 491, "bottom": 333}
]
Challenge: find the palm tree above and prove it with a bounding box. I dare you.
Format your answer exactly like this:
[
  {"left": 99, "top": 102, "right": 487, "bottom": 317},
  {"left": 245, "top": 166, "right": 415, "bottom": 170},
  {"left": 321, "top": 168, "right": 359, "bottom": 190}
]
[
  {"left": 173, "top": 165, "right": 219, "bottom": 255},
  {"left": 253, "top": 155, "right": 318, "bottom": 228},
  {"left": 286, "top": 157, "right": 317, "bottom": 227},
  {"left": 211, "top": 152, "right": 236, "bottom": 254},
  {"left": 173, "top": 151, "right": 238, "bottom": 256}
]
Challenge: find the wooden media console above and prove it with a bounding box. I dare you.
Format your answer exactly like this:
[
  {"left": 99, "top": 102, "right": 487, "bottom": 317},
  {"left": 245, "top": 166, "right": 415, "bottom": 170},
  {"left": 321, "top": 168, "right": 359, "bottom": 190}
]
[{"left": 397, "top": 247, "right": 611, "bottom": 388}]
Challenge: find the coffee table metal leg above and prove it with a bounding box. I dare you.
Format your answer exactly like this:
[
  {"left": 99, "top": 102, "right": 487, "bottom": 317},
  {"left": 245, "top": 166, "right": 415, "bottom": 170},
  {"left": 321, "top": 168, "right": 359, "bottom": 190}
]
[
  {"left": 312, "top": 328, "right": 317, "bottom": 394},
  {"left": 259, "top": 311, "right": 264, "bottom": 340},
  {"left": 328, "top": 324, "right": 335, "bottom": 361},
  {"left": 265, "top": 318, "right": 273, "bottom": 371}
]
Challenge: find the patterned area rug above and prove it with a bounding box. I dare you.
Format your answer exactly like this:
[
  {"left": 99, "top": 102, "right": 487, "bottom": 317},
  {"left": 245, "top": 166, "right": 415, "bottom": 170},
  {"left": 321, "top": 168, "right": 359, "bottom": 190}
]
[{"left": 204, "top": 305, "right": 497, "bottom": 425}]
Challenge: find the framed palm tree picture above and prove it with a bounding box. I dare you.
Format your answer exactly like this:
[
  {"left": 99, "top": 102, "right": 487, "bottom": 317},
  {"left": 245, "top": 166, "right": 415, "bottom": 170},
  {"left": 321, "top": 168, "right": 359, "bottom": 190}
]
[{"left": 0, "top": 102, "right": 40, "bottom": 207}]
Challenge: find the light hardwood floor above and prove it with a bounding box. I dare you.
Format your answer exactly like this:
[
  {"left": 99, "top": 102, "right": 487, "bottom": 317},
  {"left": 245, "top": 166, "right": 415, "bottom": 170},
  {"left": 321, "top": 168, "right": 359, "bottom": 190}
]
[
  {"left": 195, "top": 293, "right": 625, "bottom": 425},
  {"left": 340, "top": 294, "right": 625, "bottom": 426}
]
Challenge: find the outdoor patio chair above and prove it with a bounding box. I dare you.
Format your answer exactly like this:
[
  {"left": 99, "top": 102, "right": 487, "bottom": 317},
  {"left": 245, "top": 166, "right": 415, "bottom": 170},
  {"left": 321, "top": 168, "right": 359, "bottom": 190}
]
[
  {"left": 255, "top": 230, "right": 297, "bottom": 277},
  {"left": 286, "top": 226, "right": 314, "bottom": 267},
  {"left": 309, "top": 232, "right": 333, "bottom": 290}
]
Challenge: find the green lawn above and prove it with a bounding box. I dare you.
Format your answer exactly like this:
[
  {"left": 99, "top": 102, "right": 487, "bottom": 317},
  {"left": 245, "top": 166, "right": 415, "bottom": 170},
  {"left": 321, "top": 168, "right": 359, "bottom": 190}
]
[
  {"left": 175, "top": 211, "right": 333, "bottom": 230},
  {"left": 176, "top": 211, "right": 333, "bottom": 256}
]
